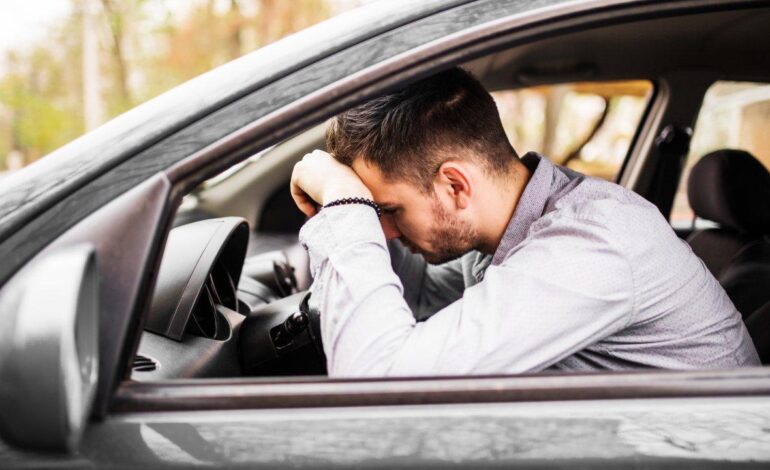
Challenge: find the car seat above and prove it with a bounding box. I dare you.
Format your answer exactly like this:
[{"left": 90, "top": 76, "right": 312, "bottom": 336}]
[{"left": 686, "top": 149, "right": 770, "bottom": 363}]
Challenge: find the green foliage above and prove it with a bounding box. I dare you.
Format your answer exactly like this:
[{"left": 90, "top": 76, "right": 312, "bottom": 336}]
[
  {"left": 0, "top": 0, "right": 348, "bottom": 169},
  {"left": 0, "top": 37, "right": 84, "bottom": 168}
]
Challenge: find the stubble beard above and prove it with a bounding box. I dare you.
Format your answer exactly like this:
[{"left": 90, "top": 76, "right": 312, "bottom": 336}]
[{"left": 421, "top": 194, "right": 479, "bottom": 265}]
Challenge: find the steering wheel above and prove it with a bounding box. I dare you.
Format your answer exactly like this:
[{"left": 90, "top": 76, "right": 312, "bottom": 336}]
[
  {"left": 239, "top": 291, "right": 327, "bottom": 376},
  {"left": 297, "top": 292, "right": 326, "bottom": 364}
]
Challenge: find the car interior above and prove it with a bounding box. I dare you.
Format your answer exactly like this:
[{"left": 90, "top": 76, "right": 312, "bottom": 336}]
[{"left": 129, "top": 6, "right": 770, "bottom": 382}]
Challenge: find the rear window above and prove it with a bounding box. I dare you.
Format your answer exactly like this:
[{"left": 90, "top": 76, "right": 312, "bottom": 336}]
[
  {"left": 491, "top": 80, "right": 653, "bottom": 181},
  {"left": 670, "top": 81, "right": 770, "bottom": 229}
]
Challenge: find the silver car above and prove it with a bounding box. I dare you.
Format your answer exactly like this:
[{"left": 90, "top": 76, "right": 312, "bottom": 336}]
[{"left": 1, "top": 0, "right": 769, "bottom": 467}]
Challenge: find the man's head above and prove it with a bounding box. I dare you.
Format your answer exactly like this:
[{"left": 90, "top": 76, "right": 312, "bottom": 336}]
[{"left": 326, "top": 67, "right": 522, "bottom": 263}]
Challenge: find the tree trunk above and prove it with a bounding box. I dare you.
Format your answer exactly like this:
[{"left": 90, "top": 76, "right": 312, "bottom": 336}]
[
  {"left": 100, "top": 0, "right": 132, "bottom": 108},
  {"left": 229, "top": 0, "right": 244, "bottom": 60}
]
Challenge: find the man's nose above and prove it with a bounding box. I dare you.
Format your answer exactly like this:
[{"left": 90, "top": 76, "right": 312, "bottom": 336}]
[{"left": 381, "top": 214, "right": 401, "bottom": 240}]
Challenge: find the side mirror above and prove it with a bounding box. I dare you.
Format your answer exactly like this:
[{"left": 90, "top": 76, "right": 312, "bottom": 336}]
[{"left": 0, "top": 245, "right": 99, "bottom": 452}]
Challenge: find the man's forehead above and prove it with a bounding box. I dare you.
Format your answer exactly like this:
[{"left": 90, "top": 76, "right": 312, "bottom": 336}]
[
  {"left": 351, "top": 158, "right": 383, "bottom": 178},
  {"left": 352, "top": 160, "right": 419, "bottom": 205},
  {"left": 352, "top": 159, "right": 398, "bottom": 187}
]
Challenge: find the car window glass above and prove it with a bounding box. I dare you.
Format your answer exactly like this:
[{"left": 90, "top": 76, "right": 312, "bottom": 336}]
[
  {"left": 670, "top": 81, "right": 770, "bottom": 230},
  {"left": 491, "top": 80, "right": 652, "bottom": 181}
]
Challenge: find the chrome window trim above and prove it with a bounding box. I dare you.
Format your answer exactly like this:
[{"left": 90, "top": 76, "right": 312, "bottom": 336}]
[{"left": 113, "top": 367, "right": 770, "bottom": 413}]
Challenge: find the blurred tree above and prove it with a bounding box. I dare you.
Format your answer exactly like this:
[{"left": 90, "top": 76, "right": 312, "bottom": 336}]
[
  {"left": 0, "top": 12, "right": 84, "bottom": 170},
  {"left": 0, "top": 0, "right": 354, "bottom": 170},
  {"left": 99, "top": 0, "right": 148, "bottom": 114},
  {"left": 142, "top": 0, "right": 331, "bottom": 100}
]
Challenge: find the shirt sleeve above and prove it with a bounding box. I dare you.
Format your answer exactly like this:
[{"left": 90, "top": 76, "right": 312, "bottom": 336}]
[{"left": 299, "top": 205, "right": 636, "bottom": 377}]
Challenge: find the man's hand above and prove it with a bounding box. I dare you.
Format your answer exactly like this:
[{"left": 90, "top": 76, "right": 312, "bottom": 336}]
[{"left": 290, "top": 150, "right": 373, "bottom": 217}]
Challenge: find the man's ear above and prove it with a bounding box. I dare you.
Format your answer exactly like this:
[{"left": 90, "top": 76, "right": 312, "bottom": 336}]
[{"left": 434, "top": 161, "right": 472, "bottom": 209}]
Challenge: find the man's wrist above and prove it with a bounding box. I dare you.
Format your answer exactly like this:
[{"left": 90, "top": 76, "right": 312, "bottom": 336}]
[
  {"left": 322, "top": 186, "right": 373, "bottom": 205},
  {"left": 323, "top": 197, "right": 382, "bottom": 218}
]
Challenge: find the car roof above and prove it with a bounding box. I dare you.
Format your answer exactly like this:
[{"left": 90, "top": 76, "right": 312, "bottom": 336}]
[{"left": 469, "top": 6, "right": 770, "bottom": 91}]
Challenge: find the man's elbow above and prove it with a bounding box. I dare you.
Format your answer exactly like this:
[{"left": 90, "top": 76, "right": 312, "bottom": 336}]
[{"left": 327, "top": 332, "right": 417, "bottom": 378}]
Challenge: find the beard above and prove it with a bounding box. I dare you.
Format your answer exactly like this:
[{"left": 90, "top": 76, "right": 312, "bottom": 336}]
[{"left": 412, "top": 194, "right": 479, "bottom": 265}]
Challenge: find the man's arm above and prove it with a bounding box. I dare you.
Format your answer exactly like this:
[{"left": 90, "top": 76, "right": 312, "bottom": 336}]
[
  {"left": 301, "top": 205, "right": 635, "bottom": 377},
  {"left": 289, "top": 148, "right": 465, "bottom": 321}
]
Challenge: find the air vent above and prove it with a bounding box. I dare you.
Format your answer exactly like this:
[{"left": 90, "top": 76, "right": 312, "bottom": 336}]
[{"left": 133, "top": 355, "right": 158, "bottom": 372}]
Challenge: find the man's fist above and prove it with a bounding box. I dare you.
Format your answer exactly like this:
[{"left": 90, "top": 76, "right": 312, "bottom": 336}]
[{"left": 290, "top": 150, "right": 373, "bottom": 217}]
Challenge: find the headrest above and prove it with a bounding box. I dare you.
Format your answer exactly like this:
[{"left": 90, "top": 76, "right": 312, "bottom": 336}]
[{"left": 688, "top": 149, "right": 770, "bottom": 234}]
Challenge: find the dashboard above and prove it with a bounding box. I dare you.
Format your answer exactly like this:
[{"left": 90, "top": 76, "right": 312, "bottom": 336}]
[{"left": 133, "top": 217, "right": 325, "bottom": 381}]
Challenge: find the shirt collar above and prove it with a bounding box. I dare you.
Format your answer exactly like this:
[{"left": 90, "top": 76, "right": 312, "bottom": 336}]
[{"left": 491, "top": 152, "right": 555, "bottom": 266}]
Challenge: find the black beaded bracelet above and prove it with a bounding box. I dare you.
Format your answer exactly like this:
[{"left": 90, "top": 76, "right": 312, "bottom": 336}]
[{"left": 322, "top": 197, "right": 382, "bottom": 218}]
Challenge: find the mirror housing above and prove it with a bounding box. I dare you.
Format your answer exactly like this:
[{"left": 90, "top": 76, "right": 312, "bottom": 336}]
[{"left": 0, "top": 245, "right": 99, "bottom": 452}]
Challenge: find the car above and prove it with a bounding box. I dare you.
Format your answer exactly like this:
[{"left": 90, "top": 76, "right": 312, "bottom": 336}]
[{"left": 1, "top": 0, "right": 770, "bottom": 467}]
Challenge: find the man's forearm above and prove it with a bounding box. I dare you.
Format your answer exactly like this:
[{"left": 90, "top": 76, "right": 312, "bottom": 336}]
[{"left": 300, "top": 205, "right": 417, "bottom": 376}]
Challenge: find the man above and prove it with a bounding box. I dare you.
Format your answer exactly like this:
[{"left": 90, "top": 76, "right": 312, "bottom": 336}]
[{"left": 290, "top": 67, "right": 759, "bottom": 377}]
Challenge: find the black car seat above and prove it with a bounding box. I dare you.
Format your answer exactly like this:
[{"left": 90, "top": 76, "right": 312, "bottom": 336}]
[{"left": 686, "top": 149, "right": 770, "bottom": 363}]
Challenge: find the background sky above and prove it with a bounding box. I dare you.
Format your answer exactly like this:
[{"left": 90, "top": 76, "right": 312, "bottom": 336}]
[
  {"left": 0, "top": 0, "right": 370, "bottom": 73},
  {"left": 0, "top": 0, "right": 73, "bottom": 66}
]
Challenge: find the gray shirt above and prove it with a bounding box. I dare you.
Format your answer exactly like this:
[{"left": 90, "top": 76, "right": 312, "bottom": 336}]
[{"left": 299, "top": 153, "right": 760, "bottom": 376}]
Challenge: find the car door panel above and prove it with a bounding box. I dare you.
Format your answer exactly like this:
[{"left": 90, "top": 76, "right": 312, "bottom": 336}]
[{"left": 78, "top": 397, "right": 770, "bottom": 467}]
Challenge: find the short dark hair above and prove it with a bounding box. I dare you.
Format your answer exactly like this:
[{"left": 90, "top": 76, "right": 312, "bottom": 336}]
[{"left": 326, "top": 67, "right": 518, "bottom": 191}]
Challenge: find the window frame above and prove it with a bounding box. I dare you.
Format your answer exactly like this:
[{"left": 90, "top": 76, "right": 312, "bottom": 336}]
[
  {"left": 105, "top": 0, "right": 770, "bottom": 413},
  {"left": 112, "top": 368, "right": 770, "bottom": 414}
]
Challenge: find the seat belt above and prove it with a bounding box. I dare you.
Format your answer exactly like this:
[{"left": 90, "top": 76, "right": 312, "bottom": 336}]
[{"left": 649, "top": 124, "right": 692, "bottom": 217}]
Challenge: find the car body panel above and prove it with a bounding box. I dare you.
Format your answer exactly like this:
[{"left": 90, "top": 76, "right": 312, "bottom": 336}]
[
  {"left": 3, "top": 397, "right": 770, "bottom": 467},
  {"left": 5, "top": 175, "right": 173, "bottom": 418}
]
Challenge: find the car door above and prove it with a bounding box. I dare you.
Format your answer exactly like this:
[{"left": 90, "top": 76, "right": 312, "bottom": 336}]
[{"left": 2, "top": 0, "right": 770, "bottom": 468}]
